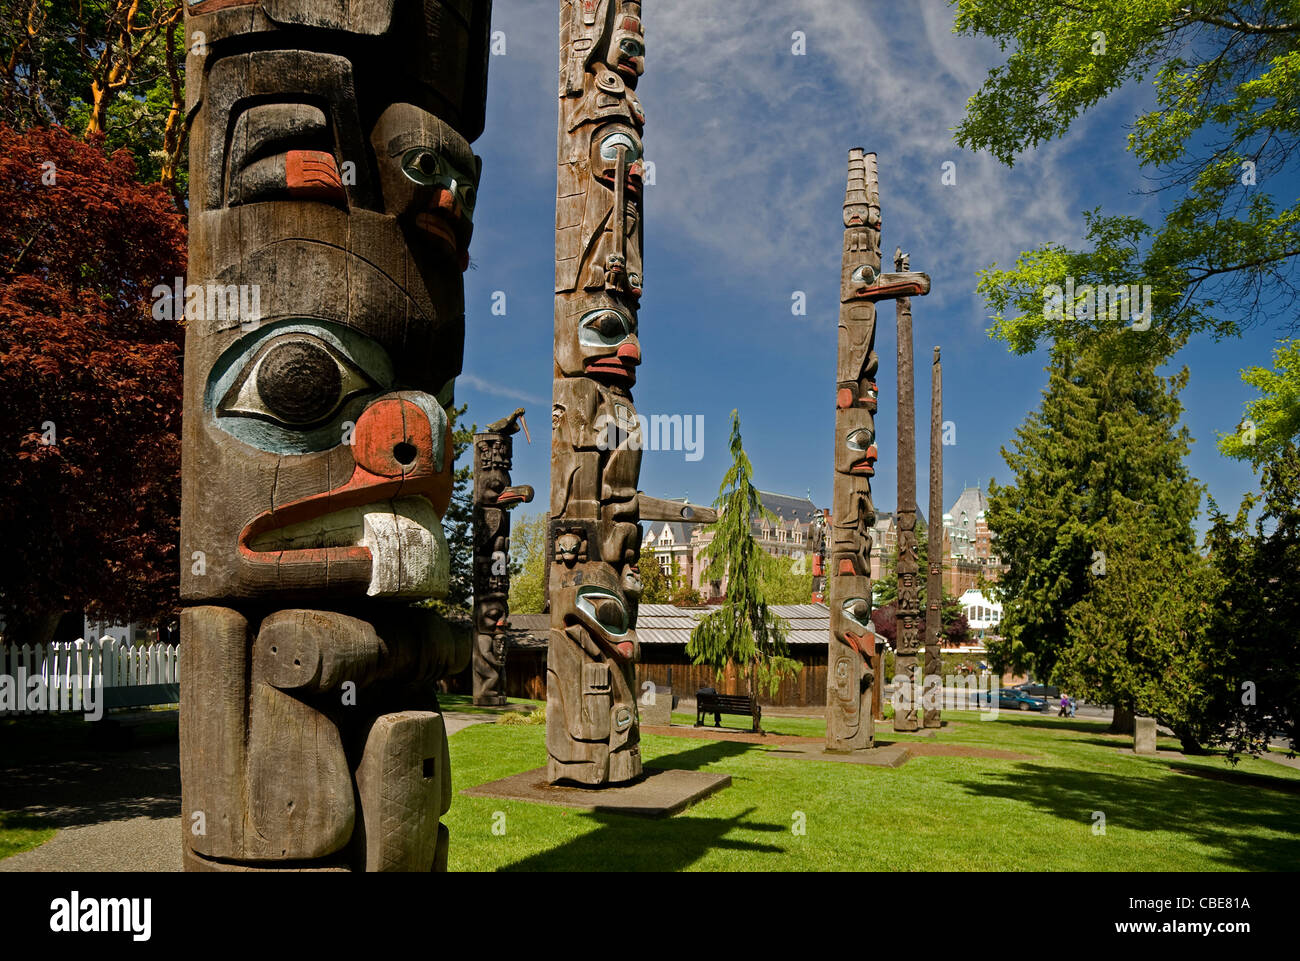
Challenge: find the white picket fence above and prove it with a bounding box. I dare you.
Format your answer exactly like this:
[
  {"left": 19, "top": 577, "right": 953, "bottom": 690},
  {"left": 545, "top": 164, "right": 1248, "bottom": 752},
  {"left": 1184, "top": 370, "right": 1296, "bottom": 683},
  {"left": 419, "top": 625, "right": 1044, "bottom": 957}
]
[{"left": 0, "top": 636, "right": 180, "bottom": 714}]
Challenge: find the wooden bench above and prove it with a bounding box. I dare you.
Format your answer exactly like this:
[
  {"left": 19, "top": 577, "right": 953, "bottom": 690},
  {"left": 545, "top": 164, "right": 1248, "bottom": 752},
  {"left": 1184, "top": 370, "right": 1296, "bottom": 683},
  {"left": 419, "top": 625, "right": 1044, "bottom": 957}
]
[{"left": 695, "top": 690, "right": 762, "bottom": 733}]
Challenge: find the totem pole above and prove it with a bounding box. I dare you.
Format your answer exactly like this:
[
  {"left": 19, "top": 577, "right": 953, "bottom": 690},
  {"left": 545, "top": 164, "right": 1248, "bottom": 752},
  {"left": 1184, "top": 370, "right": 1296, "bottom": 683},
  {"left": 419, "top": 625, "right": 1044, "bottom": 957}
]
[
  {"left": 924, "top": 348, "right": 944, "bottom": 727},
  {"left": 179, "top": 0, "right": 492, "bottom": 871},
  {"left": 548, "top": 0, "right": 648, "bottom": 786},
  {"left": 473, "top": 409, "right": 534, "bottom": 706},
  {"left": 826, "top": 150, "right": 929, "bottom": 751},
  {"left": 893, "top": 249, "right": 922, "bottom": 732},
  {"left": 810, "top": 509, "right": 828, "bottom": 603}
]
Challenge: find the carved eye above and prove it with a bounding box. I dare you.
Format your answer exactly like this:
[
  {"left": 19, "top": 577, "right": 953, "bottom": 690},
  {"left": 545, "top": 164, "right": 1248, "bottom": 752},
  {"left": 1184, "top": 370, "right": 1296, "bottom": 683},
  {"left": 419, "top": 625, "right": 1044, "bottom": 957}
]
[
  {"left": 579, "top": 308, "right": 633, "bottom": 346},
  {"left": 600, "top": 132, "right": 641, "bottom": 163},
  {"left": 841, "top": 597, "right": 872, "bottom": 629},
  {"left": 577, "top": 587, "right": 628, "bottom": 636},
  {"left": 401, "top": 148, "right": 442, "bottom": 185},
  {"left": 218, "top": 333, "right": 376, "bottom": 428},
  {"left": 400, "top": 148, "right": 477, "bottom": 214},
  {"left": 619, "top": 38, "right": 643, "bottom": 58},
  {"left": 845, "top": 428, "right": 874, "bottom": 451},
  {"left": 851, "top": 265, "right": 877, "bottom": 286}
]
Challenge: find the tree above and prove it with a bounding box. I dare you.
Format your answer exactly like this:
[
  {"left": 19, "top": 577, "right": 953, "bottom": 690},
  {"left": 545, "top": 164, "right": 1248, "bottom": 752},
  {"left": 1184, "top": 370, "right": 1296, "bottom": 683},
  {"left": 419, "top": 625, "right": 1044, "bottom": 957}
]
[
  {"left": 1, "top": 2, "right": 189, "bottom": 201},
  {"left": 1058, "top": 512, "right": 1216, "bottom": 752},
  {"left": 507, "top": 512, "right": 548, "bottom": 615},
  {"left": 1202, "top": 441, "right": 1300, "bottom": 758},
  {"left": 1218, "top": 338, "right": 1300, "bottom": 469},
  {"left": 755, "top": 550, "right": 813, "bottom": 605},
  {"left": 985, "top": 335, "right": 1203, "bottom": 731},
  {"left": 686, "top": 411, "right": 801, "bottom": 697},
  {"left": 423, "top": 404, "right": 474, "bottom": 619},
  {"left": 0, "top": 123, "right": 185, "bottom": 640},
  {"left": 636, "top": 542, "right": 672, "bottom": 603},
  {"left": 954, "top": 1, "right": 1300, "bottom": 358}
]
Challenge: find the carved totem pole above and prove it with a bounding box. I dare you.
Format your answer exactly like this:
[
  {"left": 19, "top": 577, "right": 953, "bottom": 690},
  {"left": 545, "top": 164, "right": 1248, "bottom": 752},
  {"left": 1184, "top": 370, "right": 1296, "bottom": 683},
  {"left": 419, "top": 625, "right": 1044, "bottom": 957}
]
[
  {"left": 473, "top": 409, "right": 534, "bottom": 706},
  {"left": 924, "top": 347, "right": 944, "bottom": 728},
  {"left": 826, "top": 150, "right": 929, "bottom": 751},
  {"left": 547, "top": 0, "right": 648, "bottom": 786},
  {"left": 893, "top": 248, "right": 923, "bottom": 732},
  {"left": 810, "top": 508, "right": 828, "bottom": 603},
  {"left": 179, "top": 0, "right": 492, "bottom": 871}
]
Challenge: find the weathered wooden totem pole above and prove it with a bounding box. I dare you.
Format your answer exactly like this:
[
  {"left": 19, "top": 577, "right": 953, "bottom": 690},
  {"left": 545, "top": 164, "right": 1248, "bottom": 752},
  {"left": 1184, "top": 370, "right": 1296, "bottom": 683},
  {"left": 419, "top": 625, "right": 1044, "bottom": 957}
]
[
  {"left": 826, "top": 150, "right": 929, "bottom": 751},
  {"left": 924, "top": 347, "right": 944, "bottom": 728},
  {"left": 547, "top": 0, "right": 648, "bottom": 786},
  {"left": 473, "top": 409, "right": 534, "bottom": 706},
  {"left": 892, "top": 248, "right": 925, "bottom": 732},
  {"left": 179, "top": 0, "right": 492, "bottom": 871},
  {"left": 810, "top": 509, "right": 828, "bottom": 603}
]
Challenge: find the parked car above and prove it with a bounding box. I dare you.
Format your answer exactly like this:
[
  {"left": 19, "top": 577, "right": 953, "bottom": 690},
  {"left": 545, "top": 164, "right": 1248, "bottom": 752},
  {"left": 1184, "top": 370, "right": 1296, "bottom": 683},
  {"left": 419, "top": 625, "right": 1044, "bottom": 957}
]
[
  {"left": 1013, "top": 682, "right": 1061, "bottom": 699},
  {"left": 978, "top": 688, "right": 1049, "bottom": 711}
]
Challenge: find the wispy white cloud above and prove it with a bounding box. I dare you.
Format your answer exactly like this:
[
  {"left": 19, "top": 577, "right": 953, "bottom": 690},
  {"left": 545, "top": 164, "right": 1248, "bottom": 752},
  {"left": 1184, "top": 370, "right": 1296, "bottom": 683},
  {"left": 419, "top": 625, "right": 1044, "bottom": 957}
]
[{"left": 457, "top": 373, "right": 546, "bottom": 406}]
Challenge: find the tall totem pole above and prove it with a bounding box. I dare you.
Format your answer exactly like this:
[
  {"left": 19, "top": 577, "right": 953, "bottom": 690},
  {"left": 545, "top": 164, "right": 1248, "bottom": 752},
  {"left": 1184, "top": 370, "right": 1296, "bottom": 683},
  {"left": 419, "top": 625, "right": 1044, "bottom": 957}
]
[
  {"left": 893, "top": 248, "right": 924, "bottom": 732},
  {"left": 179, "top": 0, "right": 492, "bottom": 871},
  {"left": 924, "top": 348, "right": 944, "bottom": 728},
  {"left": 547, "top": 0, "right": 648, "bottom": 786},
  {"left": 826, "top": 150, "right": 929, "bottom": 751},
  {"left": 473, "top": 409, "right": 534, "bottom": 706}
]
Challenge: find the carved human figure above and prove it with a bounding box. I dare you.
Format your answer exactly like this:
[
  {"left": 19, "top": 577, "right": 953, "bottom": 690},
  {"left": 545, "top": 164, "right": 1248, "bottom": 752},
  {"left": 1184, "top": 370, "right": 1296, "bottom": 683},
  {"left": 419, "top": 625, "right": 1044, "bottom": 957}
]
[
  {"left": 473, "top": 409, "right": 534, "bottom": 706},
  {"left": 826, "top": 150, "right": 929, "bottom": 751},
  {"left": 179, "top": 0, "right": 492, "bottom": 871},
  {"left": 548, "top": 0, "right": 648, "bottom": 786}
]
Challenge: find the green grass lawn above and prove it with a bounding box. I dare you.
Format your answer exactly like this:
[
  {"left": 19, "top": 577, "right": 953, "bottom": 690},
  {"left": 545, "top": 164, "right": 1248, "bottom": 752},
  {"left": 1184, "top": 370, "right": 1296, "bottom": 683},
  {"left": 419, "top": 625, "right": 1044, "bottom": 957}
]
[
  {"left": 444, "top": 709, "right": 1300, "bottom": 871},
  {"left": 0, "top": 810, "right": 56, "bottom": 860}
]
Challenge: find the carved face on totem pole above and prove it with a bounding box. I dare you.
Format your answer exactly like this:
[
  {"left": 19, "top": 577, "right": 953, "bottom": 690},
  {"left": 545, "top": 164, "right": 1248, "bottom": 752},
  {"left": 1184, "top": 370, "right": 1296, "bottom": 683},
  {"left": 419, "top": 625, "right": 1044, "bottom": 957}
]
[
  {"left": 179, "top": 0, "right": 491, "bottom": 872},
  {"left": 548, "top": 0, "right": 647, "bottom": 785}
]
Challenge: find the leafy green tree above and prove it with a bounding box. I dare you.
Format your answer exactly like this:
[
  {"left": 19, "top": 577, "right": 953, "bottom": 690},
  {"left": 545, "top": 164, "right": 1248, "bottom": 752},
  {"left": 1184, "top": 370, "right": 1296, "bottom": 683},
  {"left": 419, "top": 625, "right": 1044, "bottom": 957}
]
[
  {"left": 507, "top": 512, "right": 549, "bottom": 615},
  {"left": 756, "top": 550, "right": 813, "bottom": 605},
  {"left": 1, "top": 1, "right": 189, "bottom": 200},
  {"left": 954, "top": 1, "right": 1300, "bottom": 357},
  {"left": 637, "top": 541, "right": 673, "bottom": 603},
  {"left": 1059, "top": 514, "right": 1216, "bottom": 751},
  {"left": 986, "top": 335, "right": 1203, "bottom": 730},
  {"left": 686, "top": 411, "right": 801, "bottom": 697},
  {"left": 1202, "top": 442, "right": 1300, "bottom": 757},
  {"left": 1218, "top": 338, "right": 1300, "bottom": 469}
]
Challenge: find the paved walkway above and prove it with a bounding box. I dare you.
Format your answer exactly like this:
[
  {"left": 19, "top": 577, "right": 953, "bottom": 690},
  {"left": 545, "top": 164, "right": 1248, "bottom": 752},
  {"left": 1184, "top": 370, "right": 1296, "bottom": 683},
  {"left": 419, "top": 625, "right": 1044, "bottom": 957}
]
[{"left": 1, "top": 711, "right": 497, "bottom": 872}]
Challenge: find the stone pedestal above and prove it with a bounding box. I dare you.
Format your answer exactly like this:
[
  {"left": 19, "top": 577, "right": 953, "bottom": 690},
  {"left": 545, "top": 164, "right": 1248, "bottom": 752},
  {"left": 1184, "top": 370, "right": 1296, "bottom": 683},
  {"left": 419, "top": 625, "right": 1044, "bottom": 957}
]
[{"left": 1134, "top": 716, "right": 1157, "bottom": 755}]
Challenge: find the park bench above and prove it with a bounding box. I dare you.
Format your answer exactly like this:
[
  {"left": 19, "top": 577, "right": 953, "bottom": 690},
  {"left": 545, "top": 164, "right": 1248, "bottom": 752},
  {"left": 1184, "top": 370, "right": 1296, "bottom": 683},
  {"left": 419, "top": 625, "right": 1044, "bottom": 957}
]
[{"left": 695, "top": 688, "right": 762, "bottom": 734}]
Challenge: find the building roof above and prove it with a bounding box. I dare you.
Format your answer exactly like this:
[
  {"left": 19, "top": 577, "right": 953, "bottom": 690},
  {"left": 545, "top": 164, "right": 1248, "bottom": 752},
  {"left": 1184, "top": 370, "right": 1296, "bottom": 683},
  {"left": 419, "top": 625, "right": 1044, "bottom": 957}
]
[
  {"left": 506, "top": 604, "right": 832, "bottom": 648},
  {"left": 947, "top": 487, "right": 989, "bottom": 530},
  {"left": 756, "top": 490, "right": 821, "bottom": 526},
  {"left": 646, "top": 519, "right": 694, "bottom": 546},
  {"left": 634, "top": 603, "right": 829, "bottom": 646}
]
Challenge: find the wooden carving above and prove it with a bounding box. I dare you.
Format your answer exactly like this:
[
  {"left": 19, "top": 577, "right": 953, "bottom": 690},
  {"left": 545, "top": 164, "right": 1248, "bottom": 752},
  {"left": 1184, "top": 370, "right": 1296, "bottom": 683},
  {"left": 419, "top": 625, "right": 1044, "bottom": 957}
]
[
  {"left": 547, "top": 0, "right": 647, "bottom": 786},
  {"left": 924, "top": 347, "right": 944, "bottom": 728},
  {"left": 826, "top": 150, "right": 929, "bottom": 751},
  {"left": 179, "top": 0, "right": 492, "bottom": 871},
  {"left": 473, "top": 409, "right": 534, "bottom": 706}
]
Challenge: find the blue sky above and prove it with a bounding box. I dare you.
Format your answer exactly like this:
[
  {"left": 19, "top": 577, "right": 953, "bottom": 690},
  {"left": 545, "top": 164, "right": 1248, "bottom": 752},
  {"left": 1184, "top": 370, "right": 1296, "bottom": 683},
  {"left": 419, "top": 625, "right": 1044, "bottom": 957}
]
[{"left": 455, "top": 0, "right": 1289, "bottom": 536}]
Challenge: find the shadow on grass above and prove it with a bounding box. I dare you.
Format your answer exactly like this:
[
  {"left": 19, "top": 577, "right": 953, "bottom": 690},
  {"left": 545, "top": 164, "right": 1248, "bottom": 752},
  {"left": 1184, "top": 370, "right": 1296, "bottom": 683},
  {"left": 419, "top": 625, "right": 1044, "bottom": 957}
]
[
  {"left": 0, "top": 716, "right": 179, "bottom": 828},
  {"left": 1165, "top": 762, "right": 1300, "bottom": 795},
  {"left": 955, "top": 762, "right": 1300, "bottom": 870},
  {"left": 499, "top": 805, "right": 785, "bottom": 871},
  {"left": 986, "top": 716, "right": 1122, "bottom": 736},
  {"left": 641, "top": 738, "right": 757, "bottom": 773}
]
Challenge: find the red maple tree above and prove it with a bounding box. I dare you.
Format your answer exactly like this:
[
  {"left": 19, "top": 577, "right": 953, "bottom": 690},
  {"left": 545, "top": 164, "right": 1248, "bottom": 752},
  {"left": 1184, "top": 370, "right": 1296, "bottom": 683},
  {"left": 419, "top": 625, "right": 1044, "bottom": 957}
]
[{"left": 0, "top": 123, "right": 185, "bottom": 641}]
